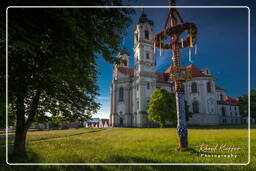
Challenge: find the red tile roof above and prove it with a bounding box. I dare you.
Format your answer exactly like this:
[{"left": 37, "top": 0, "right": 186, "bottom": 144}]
[
  {"left": 156, "top": 72, "right": 170, "bottom": 83},
  {"left": 118, "top": 67, "right": 134, "bottom": 77},
  {"left": 165, "top": 64, "right": 209, "bottom": 78},
  {"left": 215, "top": 85, "right": 225, "bottom": 91},
  {"left": 217, "top": 96, "right": 239, "bottom": 106}
]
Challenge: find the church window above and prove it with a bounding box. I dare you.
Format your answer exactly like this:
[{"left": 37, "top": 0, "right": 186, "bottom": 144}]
[
  {"left": 220, "top": 94, "right": 223, "bottom": 101},
  {"left": 221, "top": 107, "right": 226, "bottom": 116},
  {"left": 146, "top": 99, "right": 150, "bottom": 109},
  {"left": 146, "top": 52, "right": 150, "bottom": 59},
  {"left": 120, "top": 118, "right": 123, "bottom": 126},
  {"left": 136, "top": 100, "right": 139, "bottom": 109},
  {"left": 136, "top": 84, "right": 139, "bottom": 91},
  {"left": 207, "top": 82, "right": 211, "bottom": 93},
  {"left": 145, "top": 30, "right": 149, "bottom": 40},
  {"left": 192, "top": 101, "right": 199, "bottom": 113},
  {"left": 147, "top": 82, "right": 150, "bottom": 89},
  {"left": 123, "top": 60, "right": 127, "bottom": 66},
  {"left": 223, "top": 118, "right": 226, "bottom": 123},
  {"left": 119, "top": 87, "right": 124, "bottom": 102},
  {"left": 135, "top": 33, "right": 138, "bottom": 42},
  {"left": 191, "top": 82, "right": 197, "bottom": 93}
]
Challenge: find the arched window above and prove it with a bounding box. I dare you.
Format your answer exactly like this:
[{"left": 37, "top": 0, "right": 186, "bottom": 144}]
[
  {"left": 147, "top": 82, "right": 150, "bottom": 89},
  {"left": 123, "top": 60, "right": 127, "bottom": 66},
  {"left": 145, "top": 30, "right": 149, "bottom": 40},
  {"left": 220, "top": 94, "right": 223, "bottom": 101},
  {"left": 146, "top": 52, "right": 150, "bottom": 59},
  {"left": 136, "top": 100, "right": 139, "bottom": 109},
  {"left": 146, "top": 99, "right": 150, "bottom": 109},
  {"left": 192, "top": 101, "right": 199, "bottom": 113},
  {"left": 191, "top": 82, "right": 197, "bottom": 93},
  {"left": 119, "top": 87, "right": 124, "bottom": 102},
  {"left": 221, "top": 107, "right": 226, "bottom": 116},
  {"left": 135, "top": 33, "right": 138, "bottom": 42},
  {"left": 120, "top": 117, "right": 123, "bottom": 126},
  {"left": 223, "top": 118, "right": 226, "bottom": 123},
  {"left": 207, "top": 82, "right": 212, "bottom": 93}
]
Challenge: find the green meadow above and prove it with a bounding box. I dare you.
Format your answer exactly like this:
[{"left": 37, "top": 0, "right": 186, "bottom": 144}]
[{"left": 1, "top": 126, "right": 255, "bottom": 170}]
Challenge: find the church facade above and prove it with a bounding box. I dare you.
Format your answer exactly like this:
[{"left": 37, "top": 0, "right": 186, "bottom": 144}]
[{"left": 109, "top": 12, "right": 241, "bottom": 127}]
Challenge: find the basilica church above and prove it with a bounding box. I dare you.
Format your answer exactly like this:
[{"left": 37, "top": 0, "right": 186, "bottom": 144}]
[{"left": 109, "top": 11, "right": 241, "bottom": 127}]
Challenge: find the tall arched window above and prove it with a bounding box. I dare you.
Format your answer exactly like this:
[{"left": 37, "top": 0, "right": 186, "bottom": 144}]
[
  {"left": 221, "top": 107, "right": 226, "bottom": 116},
  {"left": 220, "top": 94, "right": 223, "bottom": 101},
  {"left": 136, "top": 100, "right": 139, "bottom": 109},
  {"left": 207, "top": 82, "right": 212, "bottom": 93},
  {"left": 120, "top": 117, "right": 123, "bottom": 126},
  {"left": 147, "top": 82, "right": 150, "bottom": 89},
  {"left": 192, "top": 101, "right": 199, "bottom": 113},
  {"left": 123, "top": 60, "right": 127, "bottom": 66},
  {"left": 119, "top": 87, "right": 124, "bottom": 102},
  {"left": 146, "top": 52, "right": 150, "bottom": 59},
  {"left": 145, "top": 30, "right": 149, "bottom": 40},
  {"left": 191, "top": 82, "right": 197, "bottom": 93}
]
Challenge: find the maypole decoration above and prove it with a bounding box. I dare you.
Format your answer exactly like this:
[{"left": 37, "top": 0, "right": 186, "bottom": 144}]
[{"left": 153, "top": 0, "right": 197, "bottom": 150}]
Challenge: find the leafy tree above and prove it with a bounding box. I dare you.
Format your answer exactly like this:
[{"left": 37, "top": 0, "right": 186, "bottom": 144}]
[
  {"left": 0, "top": 1, "right": 134, "bottom": 155},
  {"left": 238, "top": 89, "right": 256, "bottom": 122},
  {"left": 148, "top": 88, "right": 193, "bottom": 128}
]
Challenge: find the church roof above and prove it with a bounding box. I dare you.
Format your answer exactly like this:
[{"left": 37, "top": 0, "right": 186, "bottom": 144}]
[
  {"left": 119, "top": 48, "right": 130, "bottom": 56},
  {"left": 165, "top": 64, "right": 210, "bottom": 78},
  {"left": 118, "top": 67, "right": 134, "bottom": 77},
  {"left": 217, "top": 96, "right": 239, "bottom": 106},
  {"left": 156, "top": 72, "right": 170, "bottom": 83},
  {"left": 215, "top": 85, "right": 225, "bottom": 91},
  {"left": 137, "top": 10, "right": 153, "bottom": 26}
]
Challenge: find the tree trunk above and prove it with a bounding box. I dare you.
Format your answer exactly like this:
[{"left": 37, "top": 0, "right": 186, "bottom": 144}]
[
  {"left": 13, "top": 89, "right": 41, "bottom": 155},
  {"left": 13, "top": 94, "right": 27, "bottom": 155},
  {"left": 13, "top": 125, "right": 27, "bottom": 155}
]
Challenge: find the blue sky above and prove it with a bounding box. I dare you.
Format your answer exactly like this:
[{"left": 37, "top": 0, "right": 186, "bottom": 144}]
[{"left": 94, "top": 0, "right": 256, "bottom": 119}]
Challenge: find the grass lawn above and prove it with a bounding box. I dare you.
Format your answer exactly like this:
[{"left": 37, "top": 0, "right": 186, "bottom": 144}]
[{"left": 0, "top": 126, "right": 255, "bottom": 170}]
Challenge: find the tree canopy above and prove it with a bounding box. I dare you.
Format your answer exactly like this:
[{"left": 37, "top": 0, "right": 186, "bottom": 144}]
[
  {"left": 238, "top": 89, "right": 256, "bottom": 121},
  {"left": 147, "top": 88, "right": 193, "bottom": 128},
  {"left": 0, "top": 0, "right": 134, "bottom": 154}
]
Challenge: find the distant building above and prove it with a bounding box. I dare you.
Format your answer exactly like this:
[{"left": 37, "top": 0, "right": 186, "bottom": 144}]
[
  {"left": 109, "top": 11, "right": 242, "bottom": 128},
  {"left": 84, "top": 118, "right": 109, "bottom": 128},
  {"left": 99, "top": 119, "right": 110, "bottom": 128},
  {"left": 60, "top": 121, "right": 80, "bottom": 129}
]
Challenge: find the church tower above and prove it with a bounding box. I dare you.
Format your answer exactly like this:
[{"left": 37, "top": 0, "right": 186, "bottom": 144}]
[{"left": 133, "top": 10, "right": 156, "bottom": 127}]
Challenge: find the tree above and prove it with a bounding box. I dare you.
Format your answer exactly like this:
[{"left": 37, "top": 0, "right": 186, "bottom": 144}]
[
  {"left": 238, "top": 89, "right": 256, "bottom": 123},
  {"left": 148, "top": 88, "right": 194, "bottom": 128},
  {"left": 0, "top": 1, "right": 134, "bottom": 155}
]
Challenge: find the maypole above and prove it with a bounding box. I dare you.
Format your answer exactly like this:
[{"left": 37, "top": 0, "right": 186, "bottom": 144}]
[{"left": 153, "top": 0, "right": 197, "bottom": 150}]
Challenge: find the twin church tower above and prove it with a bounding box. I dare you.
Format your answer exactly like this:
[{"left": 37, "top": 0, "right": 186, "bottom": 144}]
[{"left": 110, "top": 11, "right": 159, "bottom": 127}]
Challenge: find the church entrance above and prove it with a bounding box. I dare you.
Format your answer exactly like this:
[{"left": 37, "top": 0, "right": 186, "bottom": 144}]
[{"left": 120, "top": 118, "right": 123, "bottom": 127}]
